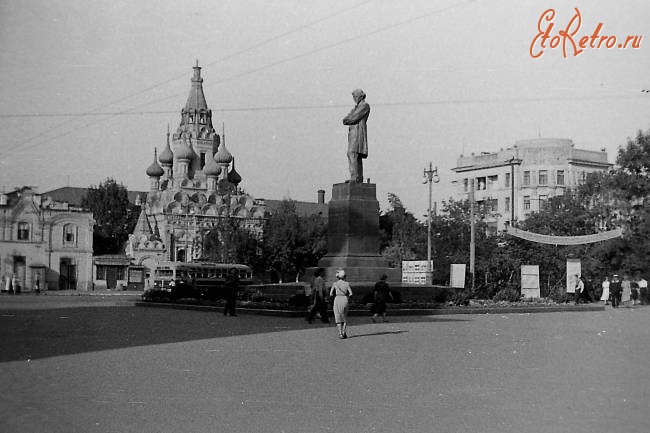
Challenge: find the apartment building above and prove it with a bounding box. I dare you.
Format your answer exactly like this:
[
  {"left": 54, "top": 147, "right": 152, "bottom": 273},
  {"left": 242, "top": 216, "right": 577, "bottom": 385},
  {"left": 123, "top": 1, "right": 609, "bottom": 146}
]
[{"left": 451, "top": 138, "right": 612, "bottom": 231}]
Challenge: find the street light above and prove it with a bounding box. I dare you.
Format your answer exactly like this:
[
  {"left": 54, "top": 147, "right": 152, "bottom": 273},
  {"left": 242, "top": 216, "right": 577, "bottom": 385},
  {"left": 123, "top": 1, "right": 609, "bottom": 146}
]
[
  {"left": 505, "top": 156, "right": 522, "bottom": 225},
  {"left": 423, "top": 162, "right": 440, "bottom": 285}
]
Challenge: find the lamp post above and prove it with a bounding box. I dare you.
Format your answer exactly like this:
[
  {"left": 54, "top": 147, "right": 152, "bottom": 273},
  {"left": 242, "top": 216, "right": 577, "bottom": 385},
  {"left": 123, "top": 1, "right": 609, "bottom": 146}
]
[
  {"left": 423, "top": 162, "right": 440, "bottom": 285},
  {"left": 505, "top": 156, "right": 522, "bottom": 225}
]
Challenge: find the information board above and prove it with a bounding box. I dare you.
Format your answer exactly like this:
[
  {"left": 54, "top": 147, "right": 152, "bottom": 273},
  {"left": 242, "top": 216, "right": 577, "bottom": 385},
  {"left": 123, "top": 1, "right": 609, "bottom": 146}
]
[
  {"left": 566, "top": 259, "right": 581, "bottom": 293},
  {"left": 450, "top": 264, "right": 466, "bottom": 288},
  {"left": 521, "top": 265, "right": 540, "bottom": 298}
]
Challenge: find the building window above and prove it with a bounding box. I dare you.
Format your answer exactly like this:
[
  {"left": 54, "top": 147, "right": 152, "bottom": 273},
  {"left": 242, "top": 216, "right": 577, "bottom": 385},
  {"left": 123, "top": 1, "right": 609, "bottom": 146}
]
[
  {"left": 557, "top": 170, "right": 565, "bottom": 185},
  {"left": 63, "top": 224, "right": 77, "bottom": 245},
  {"left": 463, "top": 178, "right": 468, "bottom": 192},
  {"left": 17, "top": 222, "right": 30, "bottom": 240},
  {"left": 539, "top": 170, "right": 548, "bottom": 185},
  {"left": 477, "top": 176, "right": 486, "bottom": 190},
  {"left": 489, "top": 198, "right": 498, "bottom": 212},
  {"left": 505, "top": 197, "right": 510, "bottom": 212},
  {"left": 523, "top": 196, "right": 531, "bottom": 210},
  {"left": 505, "top": 172, "right": 511, "bottom": 188},
  {"left": 200, "top": 152, "right": 206, "bottom": 169},
  {"left": 523, "top": 171, "right": 530, "bottom": 186},
  {"left": 188, "top": 114, "right": 194, "bottom": 123},
  {"left": 487, "top": 175, "right": 498, "bottom": 190},
  {"left": 199, "top": 114, "right": 206, "bottom": 124},
  {"left": 539, "top": 195, "right": 548, "bottom": 210}
]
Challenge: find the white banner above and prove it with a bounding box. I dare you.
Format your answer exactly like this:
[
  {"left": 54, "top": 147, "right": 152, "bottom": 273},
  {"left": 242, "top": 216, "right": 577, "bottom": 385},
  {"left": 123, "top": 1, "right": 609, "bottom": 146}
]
[{"left": 506, "top": 226, "right": 622, "bottom": 245}]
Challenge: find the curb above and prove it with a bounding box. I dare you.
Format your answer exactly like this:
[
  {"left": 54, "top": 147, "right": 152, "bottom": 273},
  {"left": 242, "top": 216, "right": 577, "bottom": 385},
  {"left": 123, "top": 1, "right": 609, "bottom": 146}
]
[{"left": 135, "top": 301, "right": 605, "bottom": 316}]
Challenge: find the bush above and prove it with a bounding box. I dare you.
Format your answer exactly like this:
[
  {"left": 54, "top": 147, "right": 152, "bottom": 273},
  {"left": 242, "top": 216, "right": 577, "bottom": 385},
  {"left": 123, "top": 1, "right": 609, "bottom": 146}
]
[
  {"left": 546, "top": 284, "right": 571, "bottom": 303},
  {"left": 493, "top": 288, "right": 521, "bottom": 302},
  {"left": 288, "top": 293, "right": 310, "bottom": 307},
  {"left": 449, "top": 290, "right": 472, "bottom": 306}
]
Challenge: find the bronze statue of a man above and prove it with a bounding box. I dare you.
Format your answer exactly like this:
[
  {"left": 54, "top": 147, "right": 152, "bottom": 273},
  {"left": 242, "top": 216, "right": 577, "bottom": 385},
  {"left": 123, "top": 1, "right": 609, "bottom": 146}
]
[{"left": 342, "top": 89, "right": 370, "bottom": 183}]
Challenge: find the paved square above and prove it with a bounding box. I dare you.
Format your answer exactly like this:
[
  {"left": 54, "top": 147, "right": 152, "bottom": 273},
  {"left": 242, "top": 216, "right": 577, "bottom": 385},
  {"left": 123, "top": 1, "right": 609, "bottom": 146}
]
[{"left": 1, "top": 298, "right": 648, "bottom": 433}]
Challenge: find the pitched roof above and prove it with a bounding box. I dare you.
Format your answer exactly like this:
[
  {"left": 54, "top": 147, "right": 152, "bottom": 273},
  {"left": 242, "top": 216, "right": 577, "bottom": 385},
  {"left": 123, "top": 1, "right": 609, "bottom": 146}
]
[
  {"left": 44, "top": 187, "right": 147, "bottom": 207},
  {"left": 42, "top": 188, "right": 327, "bottom": 218},
  {"left": 263, "top": 199, "right": 328, "bottom": 219}
]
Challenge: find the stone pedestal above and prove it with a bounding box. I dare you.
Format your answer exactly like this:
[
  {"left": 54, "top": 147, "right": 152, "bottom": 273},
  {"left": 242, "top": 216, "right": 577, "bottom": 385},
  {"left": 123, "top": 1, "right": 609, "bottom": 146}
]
[{"left": 312, "top": 182, "right": 400, "bottom": 283}]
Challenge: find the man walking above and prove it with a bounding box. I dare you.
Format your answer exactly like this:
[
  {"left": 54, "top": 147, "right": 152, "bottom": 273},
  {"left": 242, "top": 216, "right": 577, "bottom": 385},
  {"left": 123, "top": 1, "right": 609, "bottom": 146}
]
[
  {"left": 223, "top": 268, "right": 239, "bottom": 317},
  {"left": 574, "top": 274, "right": 586, "bottom": 305},
  {"left": 306, "top": 268, "right": 329, "bottom": 324},
  {"left": 610, "top": 274, "right": 622, "bottom": 308}
]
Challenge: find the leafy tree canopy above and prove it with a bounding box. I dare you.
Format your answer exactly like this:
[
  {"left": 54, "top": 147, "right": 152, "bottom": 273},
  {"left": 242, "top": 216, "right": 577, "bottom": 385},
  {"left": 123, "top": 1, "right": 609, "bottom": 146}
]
[
  {"left": 262, "top": 200, "right": 327, "bottom": 282},
  {"left": 81, "top": 178, "right": 138, "bottom": 255},
  {"left": 379, "top": 193, "right": 426, "bottom": 266}
]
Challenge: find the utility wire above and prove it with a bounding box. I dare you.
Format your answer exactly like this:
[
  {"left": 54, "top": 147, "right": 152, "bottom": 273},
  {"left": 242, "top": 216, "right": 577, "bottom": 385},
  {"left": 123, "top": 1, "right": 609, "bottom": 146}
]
[
  {"left": 118, "top": 0, "right": 478, "bottom": 114},
  {"left": 0, "top": 94, "right": 645, "bottom": 119},
  {"left": 0, "top": 0, "right": 482, "bottom": 158},
  {"left": 0, "top": 0, "right": 376, "bottom": 156}
]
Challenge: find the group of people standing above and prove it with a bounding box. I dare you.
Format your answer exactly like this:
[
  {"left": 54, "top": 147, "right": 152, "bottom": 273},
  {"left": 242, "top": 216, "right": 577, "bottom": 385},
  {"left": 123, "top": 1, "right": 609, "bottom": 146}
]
[
  {"left": 1, "top": 274, "right": 26, "bottom": 294},
  {"left": 306, "top": 268, "right": 392, "bottom": 339},
  {"left": 599, "top": 274, "right": 647, "bottom": 308}
]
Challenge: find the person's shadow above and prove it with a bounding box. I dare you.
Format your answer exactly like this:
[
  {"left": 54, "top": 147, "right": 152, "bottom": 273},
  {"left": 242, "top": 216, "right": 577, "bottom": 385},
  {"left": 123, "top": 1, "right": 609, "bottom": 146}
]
[{"left": 347, "top": 330, "right": 408, "bottom": 339}]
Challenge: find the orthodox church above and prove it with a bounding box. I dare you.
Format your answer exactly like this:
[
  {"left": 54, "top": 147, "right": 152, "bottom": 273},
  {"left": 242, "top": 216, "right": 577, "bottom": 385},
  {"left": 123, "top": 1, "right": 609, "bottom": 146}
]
[{"left": 126, "top": 63, "right": 268, "bottom": 273}]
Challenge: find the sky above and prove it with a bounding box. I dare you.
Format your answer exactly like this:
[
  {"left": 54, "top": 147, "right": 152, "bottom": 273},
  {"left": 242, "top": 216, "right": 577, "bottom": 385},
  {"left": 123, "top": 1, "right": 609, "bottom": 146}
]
[{"left": 1, "top": 0, "right": 649, "bottom": 220}]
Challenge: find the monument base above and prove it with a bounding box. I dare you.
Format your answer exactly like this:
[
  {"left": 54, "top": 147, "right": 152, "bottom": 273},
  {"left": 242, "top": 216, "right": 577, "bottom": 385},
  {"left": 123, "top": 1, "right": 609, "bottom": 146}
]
[
  {"left": 309, "top": 256, "right": 401, "bottom": 285},
  {"left": 303, "top": 181, "right": 400, "bottom": 285}
]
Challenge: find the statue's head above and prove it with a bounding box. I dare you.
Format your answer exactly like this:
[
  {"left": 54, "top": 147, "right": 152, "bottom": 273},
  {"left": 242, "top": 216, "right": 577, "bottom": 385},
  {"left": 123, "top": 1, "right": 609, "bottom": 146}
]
[{"left": 352, "top": 88, "right": 366, "bottom": 103}]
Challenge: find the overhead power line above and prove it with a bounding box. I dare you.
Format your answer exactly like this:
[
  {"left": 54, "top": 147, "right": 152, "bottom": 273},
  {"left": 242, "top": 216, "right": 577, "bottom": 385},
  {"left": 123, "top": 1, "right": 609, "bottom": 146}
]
[
  {"left": 0, "top": 94, "right": 645, "bottom": 119},
  {"left": 0, "top": 0, "right": 481, "bottom": 158},
  {"left": 0, "top": 0, "right": 377, "bottom": 157},
  {"left": 118, "top": 0, "right": 479, "bottom": 114}
]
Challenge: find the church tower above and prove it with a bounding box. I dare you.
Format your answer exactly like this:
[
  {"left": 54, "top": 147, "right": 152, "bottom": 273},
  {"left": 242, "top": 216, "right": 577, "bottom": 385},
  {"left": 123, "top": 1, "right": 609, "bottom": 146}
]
[
  {"left": 172, "top": 60, "right": 220, "bottom": 183},
  {"left": 127, "top": 63, "right": 268, "bottom": 269}
]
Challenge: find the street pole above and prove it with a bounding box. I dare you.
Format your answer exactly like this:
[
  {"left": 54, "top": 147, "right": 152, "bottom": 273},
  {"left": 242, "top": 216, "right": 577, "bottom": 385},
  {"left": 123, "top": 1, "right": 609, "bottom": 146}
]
[
  {"left": 469, "top": 177, "right": 475, "bottom": 290},
  {"left": 506, "top": 156, "right": 522, "bottom": 226},
  {"left": 423, "top": 163, "right": 439, "bottom": 285}
]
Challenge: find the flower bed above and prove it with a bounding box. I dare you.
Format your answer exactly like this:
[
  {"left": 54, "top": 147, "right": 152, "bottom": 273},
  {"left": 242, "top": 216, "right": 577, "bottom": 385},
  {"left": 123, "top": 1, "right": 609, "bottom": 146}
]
[{"left": 140, "top": 292, "right": 606, "bottom": 315}]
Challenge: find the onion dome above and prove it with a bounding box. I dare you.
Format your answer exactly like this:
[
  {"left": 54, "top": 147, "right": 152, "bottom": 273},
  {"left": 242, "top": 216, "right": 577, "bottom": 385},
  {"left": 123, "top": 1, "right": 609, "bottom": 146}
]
[
  {"left": 204, "top": 153, "right": 221, "bottom": 177},
  {"left": 146, "top": 149, "right": 164, "bottom": 177},
  {"left": 227, "top": 158, "right": 242, "bottom": 185},
  {"left": 159, "top": 127, "right": 174, "bottom": 165},
  {"left": 214, "top": 142, "right": 232, "bottom": 164},
  {"left": 175, "top": 136, "right": 194, "bottom": 161}
]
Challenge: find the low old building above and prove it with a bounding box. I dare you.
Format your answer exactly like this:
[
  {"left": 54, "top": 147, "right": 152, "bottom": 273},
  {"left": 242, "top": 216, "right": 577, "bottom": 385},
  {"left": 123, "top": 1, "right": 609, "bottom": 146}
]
[
  {"left": 452, "top": 138, "right": 612, "bottom": 232},
  {"left": 0, "top": 187, "right": 94, "bottom": 291}
]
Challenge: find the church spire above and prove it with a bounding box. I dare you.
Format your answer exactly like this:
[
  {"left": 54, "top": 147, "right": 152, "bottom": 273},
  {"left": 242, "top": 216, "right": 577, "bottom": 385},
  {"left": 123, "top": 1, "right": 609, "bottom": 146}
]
[{"left": 184, "top": 60, "right": 208, "bottom": 111}]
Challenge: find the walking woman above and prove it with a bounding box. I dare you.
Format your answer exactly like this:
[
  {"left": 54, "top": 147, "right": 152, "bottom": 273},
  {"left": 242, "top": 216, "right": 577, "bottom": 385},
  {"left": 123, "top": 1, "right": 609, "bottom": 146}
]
[{"left": 330, "top": 269, "right": 353, "bottom": 339}]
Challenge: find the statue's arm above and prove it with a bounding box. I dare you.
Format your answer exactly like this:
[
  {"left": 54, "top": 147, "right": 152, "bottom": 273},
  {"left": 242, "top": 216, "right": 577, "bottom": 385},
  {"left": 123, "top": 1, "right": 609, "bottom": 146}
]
[{"left": 342, "top": 103, "right": 370, "bottom": 125}]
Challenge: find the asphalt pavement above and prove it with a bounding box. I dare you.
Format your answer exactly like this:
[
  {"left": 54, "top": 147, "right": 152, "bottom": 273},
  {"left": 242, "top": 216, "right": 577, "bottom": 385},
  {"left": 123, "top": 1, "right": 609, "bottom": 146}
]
[{"left": 0, "top": 295, "right": 648, "bottom": 433}]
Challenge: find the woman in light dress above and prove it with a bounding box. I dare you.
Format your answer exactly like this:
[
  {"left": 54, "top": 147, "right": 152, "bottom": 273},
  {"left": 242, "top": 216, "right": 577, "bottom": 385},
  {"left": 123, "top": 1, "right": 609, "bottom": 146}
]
[
  {"left": 600, "top": 276, "right": 610, "bottom": 304},
  {"left": 330, "top": 269, "right": 353, "bottom": 339},
  {"left": 621, "top": 275, "right": 632, "bottom": 306}
]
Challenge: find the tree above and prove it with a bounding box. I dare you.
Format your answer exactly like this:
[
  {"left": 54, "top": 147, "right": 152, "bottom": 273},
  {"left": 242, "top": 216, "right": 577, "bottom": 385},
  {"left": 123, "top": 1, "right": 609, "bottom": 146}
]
[
  {"left": 379, "top": 193, "right": 426, "bottom": 267},
  {"left": 201, "top": 218, "right": 264, "bottom": 270},
  {"left": 82, "top": 178, "right": 139, "bottom": 255},
  {"left": 262, "top": 200, "right": 327, "bottom": 282},
  {"left": 576, "top": 128, "right": 650, "bottom": 276}
]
